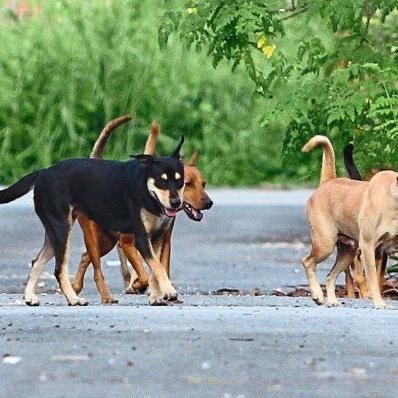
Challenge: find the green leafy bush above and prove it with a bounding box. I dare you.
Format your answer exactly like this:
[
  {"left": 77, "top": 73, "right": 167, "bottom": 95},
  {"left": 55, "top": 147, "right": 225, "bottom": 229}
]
[
  {"left": 160, "top": 0, "right": 398, "bottom": 182},
  {"left": 0, "top": 0, "right": 288, "bottom": 186}
]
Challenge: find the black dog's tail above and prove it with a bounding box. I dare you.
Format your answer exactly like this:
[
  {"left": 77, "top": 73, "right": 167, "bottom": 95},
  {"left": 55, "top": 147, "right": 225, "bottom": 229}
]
[
  {"left": 343, "top": 144, "right": 362, "bottom": 181},
  {"left": 0, "top": 171, "right": 40, "bottom": 204}
]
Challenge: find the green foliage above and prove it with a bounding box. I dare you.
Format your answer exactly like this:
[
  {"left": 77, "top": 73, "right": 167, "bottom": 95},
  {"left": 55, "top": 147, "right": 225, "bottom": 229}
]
[
  {"left": 0, "top": 0, "right": 285, "bottom": 186},
  {"left": 161, "top": 0, "right": 398, "bottom": 182}
]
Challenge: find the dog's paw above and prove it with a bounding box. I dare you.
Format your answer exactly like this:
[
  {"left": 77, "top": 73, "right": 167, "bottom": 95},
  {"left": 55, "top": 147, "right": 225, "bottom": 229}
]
[
  {"left": 101, "top": 296, "right": 118, "bottom": 304},
  {"left": 24, "top": 295, "right": 40, "bottom": 306},
  {"left": 326, "top": 300, "right": 340, "bottom": 307},
  {"left": 159, "top": 283, "right": 178, "bottom": 302},
  {"left": 132, "top": 278, "right": 149, "bottom": 293},
  {"left": 125, "top": 287, "right": 140, "bottom": 295},
  {"left": 71, "top": 282, "right": 83, "bottom": 295},
  {"left": 312, "top": 295, "right": 325, "bottom": 305},
  {"left": 68, "top": 297, "right": 89, "bottom": 306},
  {"left": 148, "top": 297, "right": 169, "bottom": 306},
  {"left": 374, "top": 300, "right": 393, "bottom": 310},
  {"left": 163, "top": 291, "right": 178, "bottom": 301}
]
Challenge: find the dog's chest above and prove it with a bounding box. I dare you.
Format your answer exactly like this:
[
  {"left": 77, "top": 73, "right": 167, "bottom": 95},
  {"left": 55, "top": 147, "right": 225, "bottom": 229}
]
[{"left": 140, "top": 209, "right": 172, "bottom": 237}]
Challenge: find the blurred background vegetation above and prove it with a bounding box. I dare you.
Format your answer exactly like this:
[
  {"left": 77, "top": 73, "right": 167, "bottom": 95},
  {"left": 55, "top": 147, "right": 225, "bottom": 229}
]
[{"left": 0, "top": 0, "right": 397, "bottom": 186}]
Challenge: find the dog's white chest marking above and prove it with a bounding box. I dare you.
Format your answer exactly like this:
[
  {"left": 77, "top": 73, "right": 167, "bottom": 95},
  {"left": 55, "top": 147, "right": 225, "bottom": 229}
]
[{"left": 140, "top": 209, "right": 171, "bottom": 235}]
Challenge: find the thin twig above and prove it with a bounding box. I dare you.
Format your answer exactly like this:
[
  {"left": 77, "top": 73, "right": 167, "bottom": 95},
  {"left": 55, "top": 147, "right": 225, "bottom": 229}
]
[{"left": 280, "top": 5, "right": 308, "bottom": 21}]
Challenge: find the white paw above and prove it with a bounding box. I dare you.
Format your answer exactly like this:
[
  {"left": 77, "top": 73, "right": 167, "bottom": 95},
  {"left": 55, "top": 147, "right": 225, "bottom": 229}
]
[
  {"left": 148, "top": 296, "right": 168, "bottom": 306},
  {"left": 24, "top": 294, "right": 40, "bottom": 306},
  {"left": 326, "top": 300, "right": 340, "bottom": 307},
  {"left": 68, "top": 297, "right": 88, "bottom": 306},
  {"left": 160, "top": 283, "right": 178, "bottom": 301},
  {"left": 374, "top": 300, "right": 393, "bottom": 310},
  {"left": 312, "top": 293, "right": 325, "bottom": 305}
]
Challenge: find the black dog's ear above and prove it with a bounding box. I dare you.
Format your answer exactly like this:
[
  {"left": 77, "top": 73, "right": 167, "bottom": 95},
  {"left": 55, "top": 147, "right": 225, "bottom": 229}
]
[
  {"left": 130, "top": 154, "right": 154, "bottom": 167},
  {"left": 170, "top": 135, "right": 184, "bottom": 159}
]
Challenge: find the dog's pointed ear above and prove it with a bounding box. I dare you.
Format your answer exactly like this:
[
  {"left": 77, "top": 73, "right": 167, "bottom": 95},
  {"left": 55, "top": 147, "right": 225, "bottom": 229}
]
[
  {"left": 130, "top": 154, "right": 154, "bottom": 167},
  {"left": 187, "top": 150, "right": 198, "bottom": 166},
  {"left": 171, "top": 135, "right": 184, "bottom": 159}
]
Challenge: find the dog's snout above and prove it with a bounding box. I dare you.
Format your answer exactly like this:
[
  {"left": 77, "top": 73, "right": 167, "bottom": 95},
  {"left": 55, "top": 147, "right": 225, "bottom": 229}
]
[
  {"left": 204, "top": 197, "right": 213, "bottom": 209},
  {"left": 170, "top": 197, "right": 181, "bottom": 209}
]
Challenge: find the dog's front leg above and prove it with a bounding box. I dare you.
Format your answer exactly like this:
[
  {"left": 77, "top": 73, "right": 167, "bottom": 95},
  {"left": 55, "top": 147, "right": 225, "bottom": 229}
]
[
  {"left": 360, "top": 239, "right": 388, "bottom": 309},
  {"left": 160, "top": 229, "right": 172, "bottom": 277},
  {"left": 136, "top": 238, "right": 177, "bottom": 305}
]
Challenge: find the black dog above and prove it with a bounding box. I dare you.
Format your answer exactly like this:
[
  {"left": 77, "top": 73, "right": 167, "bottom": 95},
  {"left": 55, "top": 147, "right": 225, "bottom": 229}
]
[{"left": 0, "top": 137, "right": 185, "bottom": 306}]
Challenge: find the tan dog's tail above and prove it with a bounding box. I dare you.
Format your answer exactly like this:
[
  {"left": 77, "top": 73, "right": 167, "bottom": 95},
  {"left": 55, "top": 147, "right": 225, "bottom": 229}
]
[
  {"left": 302, "top": 135, "right": 337, "bottom": 184},
  {"left": 144, "top": 122, "right": 160, "bottom": 155},
  {"left": 90, "top": 115, "right": 132, "bottom": 159}
]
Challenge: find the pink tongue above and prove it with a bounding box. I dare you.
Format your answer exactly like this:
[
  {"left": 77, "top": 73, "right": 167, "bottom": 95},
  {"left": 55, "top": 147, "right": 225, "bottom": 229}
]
[{"left": 165, "top": 209, "right": 177, "bottom": 217}]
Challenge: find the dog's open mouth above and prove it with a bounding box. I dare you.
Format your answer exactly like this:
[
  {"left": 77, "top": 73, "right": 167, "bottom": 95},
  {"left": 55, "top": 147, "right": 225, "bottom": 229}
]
[
  {"left": 183, "top": 202, "right": 203, "bottom": 222},
  {"left": 164, "top": 208, "right": 179, "bottom": 218}
]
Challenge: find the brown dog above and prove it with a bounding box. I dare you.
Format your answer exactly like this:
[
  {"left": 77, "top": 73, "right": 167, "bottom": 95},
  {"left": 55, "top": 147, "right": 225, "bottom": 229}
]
[
  {"left": 71, "top": 121, "right": 212, "bottom": 303},
  {"left": 302, "top": 135, "right": 398, "bottom": 309}
]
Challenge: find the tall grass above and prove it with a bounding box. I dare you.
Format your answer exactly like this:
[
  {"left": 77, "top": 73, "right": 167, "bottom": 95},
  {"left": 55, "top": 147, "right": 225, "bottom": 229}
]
[{"left": 0, "top": 0, "right": 288, "bottom": 186}]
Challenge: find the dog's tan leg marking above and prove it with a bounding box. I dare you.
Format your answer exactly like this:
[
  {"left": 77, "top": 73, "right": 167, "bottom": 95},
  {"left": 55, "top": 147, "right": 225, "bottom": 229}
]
[
  {"left": 72, "top": 252, "right": 90, "bottom": 295},
  {"left": 24, "top": 234, "right": 54, "bottom": 306},
  {"left": 160, "top": 229, "right": 172, "bottom": 277},
  {"left": 360, "top": 240, "right": 387, "bottom": 309},
  {"left": 117, "top": 246, "right": 131, "bottom": 289},
  {"left": 119, "top": 234, "right": 149, "bottom": 294},
  {"left": 58, "top": 233, "right": 88, "bottom": 306},
  {"left": 145, "top": 241, "right": 177, "bottom": 305},
  {"left": 345, "top": 269, "right": 355, "bottom": 299},
  {"left": 326, "top": 247, "right": 356, "bottom": 306},
  {"left": 81, "top": 221, "right": 117, "bottom": 304}
]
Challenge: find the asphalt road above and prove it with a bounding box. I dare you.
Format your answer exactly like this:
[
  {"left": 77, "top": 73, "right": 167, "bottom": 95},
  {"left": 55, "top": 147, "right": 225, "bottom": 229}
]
[{"left": 1, "top": 189, "right": 398, "bottom": 398}]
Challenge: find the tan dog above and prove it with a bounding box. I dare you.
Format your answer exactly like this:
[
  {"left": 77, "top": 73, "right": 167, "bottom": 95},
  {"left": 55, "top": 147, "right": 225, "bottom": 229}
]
[{"left": 302, "top": 135, "right": 398, "bottom": 309}]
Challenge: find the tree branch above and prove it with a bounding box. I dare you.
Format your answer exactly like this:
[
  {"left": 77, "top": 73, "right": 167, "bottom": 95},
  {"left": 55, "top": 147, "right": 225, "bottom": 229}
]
[{"left": 280, "top": 5, "right": 308, "bottom": 21}]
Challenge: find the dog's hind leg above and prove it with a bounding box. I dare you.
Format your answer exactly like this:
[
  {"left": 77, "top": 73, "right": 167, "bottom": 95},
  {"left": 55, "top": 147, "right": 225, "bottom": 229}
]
[
  {"left": 326, "top": 244, "right": 356, "bottom": 306},
  {"left": 117, "top": 246, "right": 131, "bottom": 290},
  {"left": 353, "top": 252, "right": 368, "bottom": 298},
  {"left": 119, "top": 235, "right": 148, "bottom": 294},
  {"left": 80, "top": 223, "right": 117, "bottom": 304},
  {"left": 44, "top": 210, "right": 88, "bottom": 306},
  {"left": 71, "top": 252, "right": 91, "bottom": 295},
  {"left": 24, "top": 234, "right": 54, "bottom": 306},
  {"left": 302, "top": 224, "right": 337, "bottom": 305},
  {"left": 376, "top": 251, "right": 387, "bottom": 294},
  {"left": 345, "top": 268, "right": 355, "bottom": 298}
]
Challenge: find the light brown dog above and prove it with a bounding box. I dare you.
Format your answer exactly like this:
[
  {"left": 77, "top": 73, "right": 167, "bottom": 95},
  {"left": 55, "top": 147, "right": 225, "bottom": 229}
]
[
  {"left": 71, "top": 121, "right": 212, "bottom": 303},
  {"left": 302, "top": 135, "right": 398, "bottom": 309}
]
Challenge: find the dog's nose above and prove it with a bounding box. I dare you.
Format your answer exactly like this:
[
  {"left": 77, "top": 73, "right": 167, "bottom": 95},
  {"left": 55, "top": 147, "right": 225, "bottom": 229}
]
[
  {"left": 204, "top": 198, "right": 213, "bottom": 209},
  {"left": 170, "top": 197, "right": 181, "bottom": 209}
]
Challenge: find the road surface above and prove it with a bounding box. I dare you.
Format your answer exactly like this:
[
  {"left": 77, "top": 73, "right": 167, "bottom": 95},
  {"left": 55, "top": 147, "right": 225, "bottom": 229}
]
[{"left": 1, "top": 189, "right": 398, "bottom": 398}]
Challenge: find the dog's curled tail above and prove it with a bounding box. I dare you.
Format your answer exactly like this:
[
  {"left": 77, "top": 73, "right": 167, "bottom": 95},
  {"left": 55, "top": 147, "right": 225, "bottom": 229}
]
[
  {"left": 90, "top": 115, "right": 132, "bottom": 159},
  {"left": 0, "top": 171, "right": 40, "bottom": 204},
  {"left": 144, "top": 122, "right": 160, "bottom": 155},
  {"left": 302, "top": 135, "right": 337, "bottom": 184}
]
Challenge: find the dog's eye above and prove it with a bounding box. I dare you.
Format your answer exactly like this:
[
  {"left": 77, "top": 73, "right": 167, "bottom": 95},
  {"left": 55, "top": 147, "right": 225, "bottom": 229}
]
[{"left": 185, "top": 181, "right": 193, "bottom": 187}]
